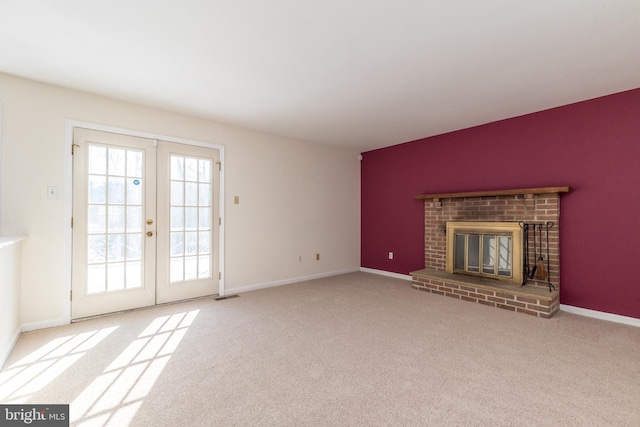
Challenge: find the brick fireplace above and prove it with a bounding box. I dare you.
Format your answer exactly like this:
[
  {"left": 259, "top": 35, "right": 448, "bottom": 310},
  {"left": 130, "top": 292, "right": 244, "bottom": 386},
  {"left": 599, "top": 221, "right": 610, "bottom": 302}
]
[{"left": 410, "top": 187, "right": 570, "bottom": 318}]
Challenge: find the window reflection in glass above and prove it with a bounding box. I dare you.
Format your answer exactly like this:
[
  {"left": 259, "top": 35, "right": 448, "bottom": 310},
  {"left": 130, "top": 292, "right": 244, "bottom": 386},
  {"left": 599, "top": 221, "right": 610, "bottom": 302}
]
[
  {"left": 452, "top": 232, "right": 513, "bottom": 279},
  {"left": 483, "top": 236, "right": 495, "bottom": 274},
  {"left": 498, "top": 236, "right": 512, "bottom": 277}
]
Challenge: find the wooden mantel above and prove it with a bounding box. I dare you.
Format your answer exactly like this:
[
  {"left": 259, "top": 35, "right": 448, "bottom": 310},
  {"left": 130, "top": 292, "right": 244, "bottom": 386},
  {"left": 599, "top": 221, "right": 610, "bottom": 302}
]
[{"left": 415, "top": 186, "right": 571, "bottom": 200}]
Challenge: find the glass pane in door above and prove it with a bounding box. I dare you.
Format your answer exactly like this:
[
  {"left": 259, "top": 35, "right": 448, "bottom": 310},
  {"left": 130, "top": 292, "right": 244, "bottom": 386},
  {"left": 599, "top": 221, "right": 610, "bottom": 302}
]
[
  {"left": 482, "top": 235, "right": 496, "bottom": 274},
  {"left": 467, "top": 234, "right": 480, "bottom": 272},
  {"left": 86, "top": 144, "right": 144, "bottom": 293},
  {"left": 169, "top": 155, "right": 212, "bottom": 283},
  {"left": 497, "top": 236, "right": 512, "bottom": 277},
  {"left": 454, "top": 234, "right": 465, "bottom": 270}
]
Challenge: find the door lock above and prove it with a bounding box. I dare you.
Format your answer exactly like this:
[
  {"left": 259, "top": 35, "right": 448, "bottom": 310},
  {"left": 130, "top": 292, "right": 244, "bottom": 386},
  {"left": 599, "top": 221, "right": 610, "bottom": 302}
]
[
  {"left": 146, "top": 231, "right": 153, "bottom": 237},
  {"left": 146, "top": 219, "right": 154, "bottom": 225}
]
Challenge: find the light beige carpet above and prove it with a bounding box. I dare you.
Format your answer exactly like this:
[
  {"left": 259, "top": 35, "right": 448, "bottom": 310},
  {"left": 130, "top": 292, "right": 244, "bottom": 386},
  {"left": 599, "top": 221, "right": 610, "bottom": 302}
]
[{"left": 1, "top": 272, "right": 639, "bottom": 426}]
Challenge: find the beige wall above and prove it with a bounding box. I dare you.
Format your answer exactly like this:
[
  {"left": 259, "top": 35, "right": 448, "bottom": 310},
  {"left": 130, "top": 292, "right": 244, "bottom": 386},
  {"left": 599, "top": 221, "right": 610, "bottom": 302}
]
[{"left": 0, "top": 73, "right": 361, "bottom": 327}]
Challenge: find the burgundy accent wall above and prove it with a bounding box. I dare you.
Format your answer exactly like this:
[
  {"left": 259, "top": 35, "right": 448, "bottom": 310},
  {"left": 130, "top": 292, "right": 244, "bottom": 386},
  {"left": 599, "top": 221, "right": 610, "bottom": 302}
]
[{"left": 361, "top": 88, "right": 640, "bottom": 319}]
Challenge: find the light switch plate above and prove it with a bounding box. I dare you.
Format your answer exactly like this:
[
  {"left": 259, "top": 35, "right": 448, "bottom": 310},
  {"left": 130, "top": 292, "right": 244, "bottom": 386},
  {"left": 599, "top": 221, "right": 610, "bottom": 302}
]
[{"left": 47, "top": 186, "right": 58, "bottom": 199}]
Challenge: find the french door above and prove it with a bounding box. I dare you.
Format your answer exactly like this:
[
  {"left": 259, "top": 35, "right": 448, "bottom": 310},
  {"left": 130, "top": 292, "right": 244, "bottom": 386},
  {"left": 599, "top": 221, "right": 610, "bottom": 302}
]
[{"left": 72, "top": 128, "right": 220, "bottom": 319}]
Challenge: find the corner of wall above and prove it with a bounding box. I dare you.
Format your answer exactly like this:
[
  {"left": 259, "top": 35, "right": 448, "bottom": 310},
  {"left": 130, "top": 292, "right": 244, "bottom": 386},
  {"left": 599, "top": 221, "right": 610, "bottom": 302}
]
[{"left": 0, "top": 326, "right": 21, "bottom": 370}]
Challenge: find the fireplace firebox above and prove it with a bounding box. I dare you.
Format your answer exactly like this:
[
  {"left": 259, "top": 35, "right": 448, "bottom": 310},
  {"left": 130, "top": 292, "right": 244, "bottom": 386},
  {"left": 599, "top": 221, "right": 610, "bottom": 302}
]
[{"left": 446, "top": 221, "right": 523, "bottom": 285}]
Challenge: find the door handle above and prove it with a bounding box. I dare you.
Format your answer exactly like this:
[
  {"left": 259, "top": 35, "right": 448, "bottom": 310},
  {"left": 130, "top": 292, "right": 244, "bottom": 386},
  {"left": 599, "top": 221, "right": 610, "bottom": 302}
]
[
  {"left": 146, "top": 231, "right": 153, "bottom": 237},
  {"left": 146, "top": 219, "right": 154, "bottom": 225}
]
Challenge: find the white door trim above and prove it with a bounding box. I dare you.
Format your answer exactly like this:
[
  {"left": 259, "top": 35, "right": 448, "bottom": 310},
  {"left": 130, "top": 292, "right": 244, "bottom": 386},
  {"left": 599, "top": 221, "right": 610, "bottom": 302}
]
[{"left": 64, "top": 120, "right": 226, "bottom": 324}]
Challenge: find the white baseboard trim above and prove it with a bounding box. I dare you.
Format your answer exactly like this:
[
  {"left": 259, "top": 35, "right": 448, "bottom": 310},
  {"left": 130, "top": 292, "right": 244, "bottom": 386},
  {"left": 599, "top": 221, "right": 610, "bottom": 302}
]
[
  {"left": 21, "top": 318, "right": 68, "bottom": 332},
  {"left": 1, "top": 326, "right": 22, "bottom": 369},
  {"left": 560, "top": 304, "right": 640, "bottom": 328},
  {"left": 228, "top": 268, "right": 360, "bottom": 295},
  {"left": 359, "top": 267, "right": 412, "bottom": 281}
]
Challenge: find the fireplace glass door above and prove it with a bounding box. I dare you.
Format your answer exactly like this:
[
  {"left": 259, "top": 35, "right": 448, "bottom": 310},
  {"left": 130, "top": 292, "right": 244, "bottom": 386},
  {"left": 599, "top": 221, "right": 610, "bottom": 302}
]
[
  {"left": 446, "top": 222, "right": 522, "bottom": 285},
  {"left": 453, "top": 233, "right": 512, "bottom": 279}
]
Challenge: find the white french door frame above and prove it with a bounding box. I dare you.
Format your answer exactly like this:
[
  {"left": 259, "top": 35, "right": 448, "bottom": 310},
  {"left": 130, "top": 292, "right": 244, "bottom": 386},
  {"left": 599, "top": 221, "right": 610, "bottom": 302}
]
[{"left": 63, "top": 120, "right": 226, "bottom": 324}]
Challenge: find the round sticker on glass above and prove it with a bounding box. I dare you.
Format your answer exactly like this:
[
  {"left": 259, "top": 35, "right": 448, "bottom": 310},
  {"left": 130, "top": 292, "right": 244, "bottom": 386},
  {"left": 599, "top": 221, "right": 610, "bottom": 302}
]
[{"left": 133, "top": 179, "right": 140, "bottom": 185}]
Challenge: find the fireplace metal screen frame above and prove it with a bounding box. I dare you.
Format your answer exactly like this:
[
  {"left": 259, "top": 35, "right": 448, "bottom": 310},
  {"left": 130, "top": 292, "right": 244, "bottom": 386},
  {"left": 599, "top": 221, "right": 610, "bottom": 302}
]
[{"left": 445, "top": 221, "right": 523, "bottom": 285}]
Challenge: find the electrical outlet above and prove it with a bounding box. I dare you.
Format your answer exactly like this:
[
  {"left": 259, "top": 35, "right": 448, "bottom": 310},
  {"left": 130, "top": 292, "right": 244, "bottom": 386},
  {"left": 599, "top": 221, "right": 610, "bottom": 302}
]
[
  {"left": 234, "top": 196, "right": 240, "bottom": 204},
  {"left": 388, "top": 252, "right": 394, "bottom": 260}
]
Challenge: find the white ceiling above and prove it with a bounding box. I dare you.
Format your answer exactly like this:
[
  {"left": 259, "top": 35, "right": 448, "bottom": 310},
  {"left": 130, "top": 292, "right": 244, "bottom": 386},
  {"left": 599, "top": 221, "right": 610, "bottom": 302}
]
[{"left": 1, "top": 1, "right": 639, "bottom": 152}]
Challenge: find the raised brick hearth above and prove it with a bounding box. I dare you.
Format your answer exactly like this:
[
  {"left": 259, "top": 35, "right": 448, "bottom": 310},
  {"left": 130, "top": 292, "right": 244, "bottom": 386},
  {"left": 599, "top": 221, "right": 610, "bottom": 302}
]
[
  {"left": 411, "top": 269, "right": 559, "bottom": 318},
  {"left": 410, "top": 187, "right": 569, "bottom": 318}
]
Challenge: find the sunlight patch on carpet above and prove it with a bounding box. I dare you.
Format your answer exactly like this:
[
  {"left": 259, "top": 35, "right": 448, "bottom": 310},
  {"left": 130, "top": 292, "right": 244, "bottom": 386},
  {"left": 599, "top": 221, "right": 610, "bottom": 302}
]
[
  {"left": 0, "top": 327, "right": 119, "bottom": 403},
  {"left": 70, "top": 310, "right": 199, "bottom": 426}
]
